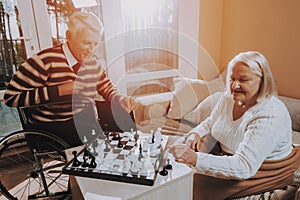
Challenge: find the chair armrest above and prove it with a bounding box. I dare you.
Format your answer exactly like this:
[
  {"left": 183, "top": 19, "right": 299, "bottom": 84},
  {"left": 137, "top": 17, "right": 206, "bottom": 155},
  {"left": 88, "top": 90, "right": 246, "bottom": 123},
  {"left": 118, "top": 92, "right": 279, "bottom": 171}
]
[{"left": 134, "top": 92, "right": 173, "bottom": 124}]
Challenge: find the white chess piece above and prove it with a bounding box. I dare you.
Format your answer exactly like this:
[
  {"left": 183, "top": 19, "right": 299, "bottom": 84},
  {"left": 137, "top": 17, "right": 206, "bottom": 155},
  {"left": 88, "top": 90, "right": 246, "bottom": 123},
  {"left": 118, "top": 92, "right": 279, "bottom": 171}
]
[
  {"left": 140, "top": 158, "right": 148, "bottom": 175},
  {"left": 131, "top": 159, "right": 141, "bottom": 174},
  {"left": 154, "top": 127, "right": 162, "bottom": 147},
  {"left": 142, "top": 140, "right": 149, "bottom": 152},
  {"left": 123, "top": 155, "right": 131, "bottom": 172},
  {"left": 83, "top": 136, "right": 88, "bottom": 143}
]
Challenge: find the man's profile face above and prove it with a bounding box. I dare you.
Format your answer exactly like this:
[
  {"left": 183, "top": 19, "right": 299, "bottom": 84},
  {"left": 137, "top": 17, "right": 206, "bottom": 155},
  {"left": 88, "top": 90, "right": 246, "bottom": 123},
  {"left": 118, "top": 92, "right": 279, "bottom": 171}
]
[{"left": 67, "top": 28, "right": 101, "bottom": 62}]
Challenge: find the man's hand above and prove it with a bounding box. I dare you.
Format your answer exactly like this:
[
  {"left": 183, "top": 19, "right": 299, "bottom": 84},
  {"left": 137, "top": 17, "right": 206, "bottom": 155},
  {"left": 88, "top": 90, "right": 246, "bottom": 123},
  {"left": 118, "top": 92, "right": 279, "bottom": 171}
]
[{"left": 113, "top": 95, "right": 137, "bottom": 113}]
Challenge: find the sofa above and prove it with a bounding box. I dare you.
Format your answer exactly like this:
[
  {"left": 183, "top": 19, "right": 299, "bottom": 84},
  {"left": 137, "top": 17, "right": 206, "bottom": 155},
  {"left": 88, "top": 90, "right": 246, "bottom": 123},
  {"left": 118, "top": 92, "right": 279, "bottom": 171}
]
[{"left": 134, "top": 76, "right": 300, "bottom": 199}]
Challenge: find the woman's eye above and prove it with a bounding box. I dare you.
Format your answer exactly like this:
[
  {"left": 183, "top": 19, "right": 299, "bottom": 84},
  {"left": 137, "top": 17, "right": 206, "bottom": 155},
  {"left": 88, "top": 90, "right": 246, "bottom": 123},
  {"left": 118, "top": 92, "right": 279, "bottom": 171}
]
[{"left": 240, "top": 79, "right": 249, "bottom": 82}]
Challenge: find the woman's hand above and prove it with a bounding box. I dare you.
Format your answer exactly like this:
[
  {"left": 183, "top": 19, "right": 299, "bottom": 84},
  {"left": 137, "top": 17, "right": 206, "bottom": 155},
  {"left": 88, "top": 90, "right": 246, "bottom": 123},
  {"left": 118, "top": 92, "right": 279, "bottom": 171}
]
[
  {"left": 169, "top": 144, "right": 197, "bottom": 167},
  {"left": 188, "top": 133, "right": 202, "bottom": 151}
]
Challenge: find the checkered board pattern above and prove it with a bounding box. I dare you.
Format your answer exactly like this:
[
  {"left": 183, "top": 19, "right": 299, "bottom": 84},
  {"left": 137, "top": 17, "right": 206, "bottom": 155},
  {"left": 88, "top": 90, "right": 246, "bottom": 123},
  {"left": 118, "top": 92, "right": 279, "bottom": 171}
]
[{"left": 63, "top": 132, "right": 168, "bottom": 186}]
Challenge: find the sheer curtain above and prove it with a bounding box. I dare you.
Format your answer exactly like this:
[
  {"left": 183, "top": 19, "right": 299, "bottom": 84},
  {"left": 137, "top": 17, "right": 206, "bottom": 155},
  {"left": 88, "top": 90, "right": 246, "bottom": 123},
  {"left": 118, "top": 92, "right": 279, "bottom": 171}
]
[{"left": 121, "top": 0, "right": 178, "bottom": 96}]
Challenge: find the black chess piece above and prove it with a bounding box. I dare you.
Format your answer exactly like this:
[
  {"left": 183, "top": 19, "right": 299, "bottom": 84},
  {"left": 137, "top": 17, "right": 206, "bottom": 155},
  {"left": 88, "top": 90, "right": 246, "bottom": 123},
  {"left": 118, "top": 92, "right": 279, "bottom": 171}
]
[
  {"left": 165, "top": 158, "right": 173, "bottom": 170},
  {"left": 104, "top": 140, "right": 110, "bottom": 152},
  {"left": 134, "top": 131, "right": 139, "bottom": 141},
  {"left": 92, "top": 140, "right": 99, "bottom": 156},
  {"left": 81, "top": 156, "right": 89, "bottom": 168},
  {"left": 138, "top": 143, "right": 143, "bottom": 161},
  {"left": 72, "top": 151, "right": 82, "bottom": 167},
  {"left": 159, "top": 166, "right": 168, "bottom": 176},
  {"left": 116, "top": 133, "right": 123, "bottom": 148},
  {"left": 81, "top": 149, "right": 90, "bottom": 168},
  {"left": 112, "top": 132, "right": 119, "bottom": 140},
  {"left": 151, "top": 132, "right": 155, "bottom": 144},
  {"left": 88, "top": 155, "right": 97, "bottom": 169},
  {"left": 103, "top": 124, "right": 110, "bottom": 140}
]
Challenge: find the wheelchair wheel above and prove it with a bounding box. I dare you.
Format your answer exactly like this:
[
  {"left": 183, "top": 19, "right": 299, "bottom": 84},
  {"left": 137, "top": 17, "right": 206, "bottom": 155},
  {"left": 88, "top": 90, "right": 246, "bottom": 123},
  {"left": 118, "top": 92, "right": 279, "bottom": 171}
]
[{"left": 0, "top": 130, "right": 71, "bottom": 200}]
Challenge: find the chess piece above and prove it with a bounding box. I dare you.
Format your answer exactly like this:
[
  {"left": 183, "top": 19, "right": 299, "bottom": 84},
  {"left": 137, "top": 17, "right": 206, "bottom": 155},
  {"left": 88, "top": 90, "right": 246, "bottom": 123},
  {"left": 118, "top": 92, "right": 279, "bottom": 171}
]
[
  {"left": 104, "top": 140, "right": 110, "bottom": 152},
  {"left": 131, "top": 159, "right": 141, "bottom": 174},
  {"left": 112, "top": 132, "right": 118, "bottom": 140},
  {"left": 140, "top": 158, "right": 148, "bottom": 175},
  {"left": 88, "top": 155, "right": 97, "bottom": 169},
  {"left": 82, "top": 136, "right": 88, "bottom": 144},
  {"left": 165, "top": 158, "right": 173, "bottom": 170},
  {"left": 134, "top": 130, "right": 139, "bottom": 141},
  {"left": 123, "top": 155, "right": 131, "bottom": 172},
  {"left": 103, "top": 123, "right": 110, "bottom": 140},
  {"left": 92, "top": 140, "right": 99, "bottom": 156},
  {"left": 159, "top": 166, "right": 168, "bottom": 176},
  {"left": 142, "top": 140, "right": 149, "bottom": 152},
  {"left": 82, "top": 156, "right": 89, "bottom": 168},
  {"left": 151, "top": 130, "right": 155, "bottom": 144},
  {"left": 117, "top": 133, "right": 123, "bottom": 148},
  {"left": 72, "top": 151, "right": 82, "bottom": 167},
  {"left": 82, "top": 149, "right": 90, "bottom": 168},
  {"left": 138, "top": 143, "right": 144, "bottom": 161},
  {"left": 154, "top": 127, "right": 162, "bottom": 147}
]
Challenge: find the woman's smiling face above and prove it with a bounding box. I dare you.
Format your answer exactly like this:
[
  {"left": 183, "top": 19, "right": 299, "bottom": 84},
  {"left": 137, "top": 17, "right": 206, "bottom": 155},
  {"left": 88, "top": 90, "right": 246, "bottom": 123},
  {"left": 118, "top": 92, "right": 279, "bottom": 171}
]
[{"left": 230, "top": 63, "right": 262, "bottom": 105}]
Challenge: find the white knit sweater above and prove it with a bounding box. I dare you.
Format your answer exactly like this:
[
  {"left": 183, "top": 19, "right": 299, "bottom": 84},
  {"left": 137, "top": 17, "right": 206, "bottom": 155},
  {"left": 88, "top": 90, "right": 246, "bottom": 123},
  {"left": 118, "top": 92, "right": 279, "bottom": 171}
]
[{"left": 190, "top": 93, "right": 293, "bottom": 180}]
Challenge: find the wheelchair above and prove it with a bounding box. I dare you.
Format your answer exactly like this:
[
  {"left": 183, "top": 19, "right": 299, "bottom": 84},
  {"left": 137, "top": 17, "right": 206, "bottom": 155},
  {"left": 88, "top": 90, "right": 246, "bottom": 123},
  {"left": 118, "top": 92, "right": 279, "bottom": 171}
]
[
  {"left": 0, "top": 100, "right": 102, "bottom": 200},
  {"left": 0, "top": 99, "right": 136, "bottom": 199}
]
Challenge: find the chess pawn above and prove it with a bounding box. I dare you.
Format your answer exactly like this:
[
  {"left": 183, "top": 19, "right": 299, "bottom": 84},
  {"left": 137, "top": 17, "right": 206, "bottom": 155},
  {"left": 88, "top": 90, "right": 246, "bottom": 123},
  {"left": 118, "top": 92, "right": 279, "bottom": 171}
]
[
  {"left": 165, "top": 158, "right": 173, "bottom": 170},
  {"left": 83, "top": 136, "right": 88, "bottom": 144},
  {"left": 155, "top": 128, "right": 162, "bottom": 146},
  {"left": 123, "top": 156, "right": 131, "bottom": 172},
  {"left": 150, "top": 144, "right": 159, "bottom": 157},
  {"left": 142, "top": 140, "right": 149, "bottom": 152},
  {"left": 144, "top": 157, "right": 154, "bottom": 172},
  {"left": 131, "top": 160, "right": 140, "bottom": 174},
  {"left": 140, "top": 158, "right": 148, "bottom": 175},
  {"left": 134, "top": 131, "right": 139, "bottom": 141}
]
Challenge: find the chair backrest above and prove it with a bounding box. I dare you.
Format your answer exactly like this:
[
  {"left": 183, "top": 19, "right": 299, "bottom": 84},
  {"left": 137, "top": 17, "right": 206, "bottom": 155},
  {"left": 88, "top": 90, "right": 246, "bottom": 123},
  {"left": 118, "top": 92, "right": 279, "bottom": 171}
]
[
  {"left": 17, "top": 99, "right": 137, "bottom": 133},
  {"left": 17, "top": 99, "right": 99, "bottom": 130},
  {"left": 95, "top": 100, "right": 137, "bottom": 132}
]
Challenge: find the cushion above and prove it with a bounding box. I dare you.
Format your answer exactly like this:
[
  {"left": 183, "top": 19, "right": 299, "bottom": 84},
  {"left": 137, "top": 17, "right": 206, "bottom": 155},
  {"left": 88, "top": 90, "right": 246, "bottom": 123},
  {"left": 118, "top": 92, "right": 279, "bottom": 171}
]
[
  {"left": 278, "top": 96, "right": 300, "bottom": 132},
  {"left": 183, "top": 92, "right": 223, "bottom": 125},
  {"left": 167, "top": 76, "right": 225, "bottom": 119}
]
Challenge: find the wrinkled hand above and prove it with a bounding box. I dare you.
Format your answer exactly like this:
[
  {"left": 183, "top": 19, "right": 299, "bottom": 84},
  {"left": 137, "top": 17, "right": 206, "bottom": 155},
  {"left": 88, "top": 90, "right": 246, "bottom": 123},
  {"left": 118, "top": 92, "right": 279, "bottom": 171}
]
[
  {"left": 169, "top": 144, "right": 197, "bottom": 167},
  {"left": 188, "top": 133, "right": 202, "bottom": 151},
  {"left": 114, "top": 95, "right": 137, "bottom": 113}
]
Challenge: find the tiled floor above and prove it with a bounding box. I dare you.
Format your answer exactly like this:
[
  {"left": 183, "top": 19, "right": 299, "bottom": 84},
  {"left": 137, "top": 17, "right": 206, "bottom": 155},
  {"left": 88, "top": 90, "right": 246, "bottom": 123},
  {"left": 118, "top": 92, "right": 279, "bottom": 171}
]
[{"left": 0, "top": 101, "right": 22, "bottom": 138}]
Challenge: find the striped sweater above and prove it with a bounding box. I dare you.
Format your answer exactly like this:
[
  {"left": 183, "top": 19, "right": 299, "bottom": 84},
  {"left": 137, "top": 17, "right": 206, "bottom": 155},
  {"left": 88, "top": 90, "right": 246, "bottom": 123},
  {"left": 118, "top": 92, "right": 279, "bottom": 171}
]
[{"left": 4, "top": 44, "right": 118, "bottom": 122}]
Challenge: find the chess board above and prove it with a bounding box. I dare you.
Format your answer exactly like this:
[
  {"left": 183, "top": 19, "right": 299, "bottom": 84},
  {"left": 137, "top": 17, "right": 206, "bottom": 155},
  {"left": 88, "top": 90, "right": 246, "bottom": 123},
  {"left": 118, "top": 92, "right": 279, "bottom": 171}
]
[{"left": 63, "top": 131, "right": 168, "bottom": 186}]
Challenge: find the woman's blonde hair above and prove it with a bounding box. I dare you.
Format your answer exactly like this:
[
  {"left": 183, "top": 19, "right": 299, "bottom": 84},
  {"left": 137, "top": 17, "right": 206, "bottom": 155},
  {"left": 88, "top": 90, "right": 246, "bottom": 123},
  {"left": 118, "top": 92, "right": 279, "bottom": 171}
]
[{"left": 225, "top": 51, "right": 277, "bottom": 101}]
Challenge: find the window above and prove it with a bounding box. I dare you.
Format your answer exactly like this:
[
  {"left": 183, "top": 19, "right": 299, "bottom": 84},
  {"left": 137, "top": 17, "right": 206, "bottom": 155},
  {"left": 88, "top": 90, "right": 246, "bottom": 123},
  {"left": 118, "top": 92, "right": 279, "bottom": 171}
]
[{"left": 101, "top": 0, "right": 199, "bottom": 97}]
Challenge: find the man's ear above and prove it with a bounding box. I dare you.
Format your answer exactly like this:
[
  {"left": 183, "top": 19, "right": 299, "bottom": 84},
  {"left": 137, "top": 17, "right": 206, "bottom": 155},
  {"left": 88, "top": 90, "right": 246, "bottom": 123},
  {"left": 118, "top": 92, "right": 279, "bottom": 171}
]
[{"left": 66, "top": 30, "right": 71, "bottom": 41}]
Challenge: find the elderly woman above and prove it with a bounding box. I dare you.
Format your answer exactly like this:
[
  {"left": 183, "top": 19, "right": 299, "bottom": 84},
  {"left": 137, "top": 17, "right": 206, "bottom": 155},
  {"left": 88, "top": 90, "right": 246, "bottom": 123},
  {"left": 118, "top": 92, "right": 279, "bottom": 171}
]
[{"left": 169, "top": 51, "right": 300, "bottom": 199}]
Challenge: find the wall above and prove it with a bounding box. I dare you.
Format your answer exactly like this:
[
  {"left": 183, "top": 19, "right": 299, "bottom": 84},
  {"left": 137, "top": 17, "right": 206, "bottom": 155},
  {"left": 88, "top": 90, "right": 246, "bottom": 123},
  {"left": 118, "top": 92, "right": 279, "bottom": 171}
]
[
  {"left": 220, "top": 0, "right": 300, "bottom": 99},
  {"left": 198, "top": 0, "right": 224, "bottom": 80}
]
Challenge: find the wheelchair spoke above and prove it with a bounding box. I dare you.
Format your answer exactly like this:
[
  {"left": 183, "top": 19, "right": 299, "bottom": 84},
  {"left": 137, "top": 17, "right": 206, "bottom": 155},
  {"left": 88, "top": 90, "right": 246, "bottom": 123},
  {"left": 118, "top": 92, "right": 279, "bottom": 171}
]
[{"left": 0, "top": 130, "right": 71, "bottom": 199}]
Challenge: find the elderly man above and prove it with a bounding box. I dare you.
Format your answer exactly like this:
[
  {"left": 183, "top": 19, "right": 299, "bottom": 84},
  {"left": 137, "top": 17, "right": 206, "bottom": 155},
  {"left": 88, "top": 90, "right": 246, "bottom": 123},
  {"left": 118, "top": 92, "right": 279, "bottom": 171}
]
[{"left": 4, "top": 11, "right": 135, "bottom": 147}]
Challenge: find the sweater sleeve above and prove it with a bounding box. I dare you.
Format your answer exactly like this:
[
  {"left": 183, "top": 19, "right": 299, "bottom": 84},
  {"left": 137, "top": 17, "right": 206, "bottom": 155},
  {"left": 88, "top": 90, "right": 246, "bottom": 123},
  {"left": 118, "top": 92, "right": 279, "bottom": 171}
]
[
  {"left": 194, "top": 102, "right": 292, "bottom": 180},
  {"left": 189, "top": 95, "right": 225, "bottom": 137},
  {"left": 4, "top": 54, "right": 62, "bottom": 107},
  {"left": 96, "top": 65, "right": 118, "bottom": 101}
]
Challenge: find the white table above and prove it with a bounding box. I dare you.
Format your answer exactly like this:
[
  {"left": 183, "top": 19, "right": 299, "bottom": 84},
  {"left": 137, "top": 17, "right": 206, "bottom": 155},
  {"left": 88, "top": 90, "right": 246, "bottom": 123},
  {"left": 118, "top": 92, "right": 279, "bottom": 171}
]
[{"left": 67, "top": 146, "right": 194, "bottom": 200}]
